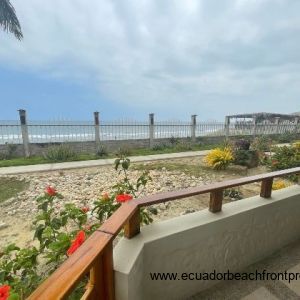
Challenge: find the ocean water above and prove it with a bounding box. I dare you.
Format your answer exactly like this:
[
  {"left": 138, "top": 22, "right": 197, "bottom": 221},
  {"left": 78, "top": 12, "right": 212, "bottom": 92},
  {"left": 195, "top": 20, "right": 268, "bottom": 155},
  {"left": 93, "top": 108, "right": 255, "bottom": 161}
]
[{"left": 0, "top": 121, "right": 228, "bottom": 145}]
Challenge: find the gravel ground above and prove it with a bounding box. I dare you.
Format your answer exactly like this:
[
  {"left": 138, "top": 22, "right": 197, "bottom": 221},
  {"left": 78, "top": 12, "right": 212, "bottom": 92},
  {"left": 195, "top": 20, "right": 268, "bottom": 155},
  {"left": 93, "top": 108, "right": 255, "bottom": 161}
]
[{"left": 0, "top": 157, "right": 266, "bottom": 250}]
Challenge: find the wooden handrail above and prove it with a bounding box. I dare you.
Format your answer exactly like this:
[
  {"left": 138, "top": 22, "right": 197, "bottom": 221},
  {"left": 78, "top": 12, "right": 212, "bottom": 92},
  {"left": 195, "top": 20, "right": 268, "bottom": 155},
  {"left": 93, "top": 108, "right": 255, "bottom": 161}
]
[
  {"left": 132, "top": 167, "right": 300, "bottom": 207},
  {"left": 28, "top": 166, "right": 300, "bottom": 300}
]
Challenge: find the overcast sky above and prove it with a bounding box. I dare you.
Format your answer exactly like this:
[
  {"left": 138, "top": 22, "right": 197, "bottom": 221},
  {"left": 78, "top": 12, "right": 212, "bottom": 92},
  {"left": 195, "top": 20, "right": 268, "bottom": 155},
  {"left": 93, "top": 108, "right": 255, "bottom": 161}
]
[{"left": 0, "top": 0, "right": 299, "bottom": 121}]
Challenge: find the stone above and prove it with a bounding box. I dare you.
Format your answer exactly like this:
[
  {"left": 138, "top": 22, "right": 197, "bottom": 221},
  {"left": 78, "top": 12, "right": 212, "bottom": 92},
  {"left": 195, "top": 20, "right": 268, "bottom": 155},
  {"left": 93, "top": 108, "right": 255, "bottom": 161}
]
[
  {"left": 0, "top": 223, "right": 9, "bottom": 230},
  {"left": 183, "top": 209, "right": 196, "bottom": 215}
]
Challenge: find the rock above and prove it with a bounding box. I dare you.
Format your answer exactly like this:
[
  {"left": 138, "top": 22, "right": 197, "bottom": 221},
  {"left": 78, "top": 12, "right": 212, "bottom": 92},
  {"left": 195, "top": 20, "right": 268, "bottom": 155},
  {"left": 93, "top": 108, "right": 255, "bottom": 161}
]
[
  {"left": 182, "top": 209, "right": 196, "bottom": 215},
  {"left": 0, "top": 223, "right": 9, "bottom": 230}
]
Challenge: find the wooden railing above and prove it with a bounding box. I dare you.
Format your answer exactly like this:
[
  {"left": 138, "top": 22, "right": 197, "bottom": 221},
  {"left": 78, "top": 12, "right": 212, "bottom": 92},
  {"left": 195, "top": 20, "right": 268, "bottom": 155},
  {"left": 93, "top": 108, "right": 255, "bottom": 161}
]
[{"left": 28, "top": 167, "right": 300, "bottom": 300}]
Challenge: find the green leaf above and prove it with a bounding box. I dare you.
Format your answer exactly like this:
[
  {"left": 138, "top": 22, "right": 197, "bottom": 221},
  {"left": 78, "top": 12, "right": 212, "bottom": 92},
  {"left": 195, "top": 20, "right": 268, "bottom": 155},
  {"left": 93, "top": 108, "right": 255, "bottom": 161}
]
[
  {"left": 4, "top": 244, "right": 20, "bottom": 254},
  {"left": 51, "top": 218, "right": 62, "bottom": 230},
  {"left": 114, "top": 158, "right": 120, "bottom": 170},
  {"left": 8, "top": 292, "right": 20, "bottom": 300}
]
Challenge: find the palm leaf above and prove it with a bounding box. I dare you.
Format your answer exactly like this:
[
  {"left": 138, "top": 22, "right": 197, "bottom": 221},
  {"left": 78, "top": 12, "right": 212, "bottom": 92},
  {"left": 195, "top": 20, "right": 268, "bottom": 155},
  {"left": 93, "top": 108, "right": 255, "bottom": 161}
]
[{"left": 0, "top": 0, "right": 23, "bottom": 40}]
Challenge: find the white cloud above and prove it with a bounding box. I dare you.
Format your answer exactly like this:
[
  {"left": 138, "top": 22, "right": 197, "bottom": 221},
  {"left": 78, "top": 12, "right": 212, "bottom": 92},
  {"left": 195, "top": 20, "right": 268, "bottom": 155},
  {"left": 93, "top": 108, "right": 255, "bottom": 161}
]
[{"left": 0, "top": 0, "right": 300, "bottom": 119}]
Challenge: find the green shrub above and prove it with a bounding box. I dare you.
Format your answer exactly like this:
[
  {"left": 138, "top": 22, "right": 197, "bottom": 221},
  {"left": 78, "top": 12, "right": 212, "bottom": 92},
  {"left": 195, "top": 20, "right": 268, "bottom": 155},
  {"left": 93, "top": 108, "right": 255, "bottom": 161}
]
[
  {"left": 175, "top": 141, "right": 193, "bottom": 151},
  {"left": 224, "top": 188, "right": 243, "bottom": 200},
  {"left": 151, "top": 143, "right": 170, "bottom": 151},
  {"left": 45, "top": 144, "right": 77, "bottom": 162},
  {"left": 275, "top": 133, "right": 299, "bottom": 143},
  {"left": 0, "top": 152, "right": 7, "bottom": 160},
  {"left": 169, "top": 136, "right": 179, "bottom": 145},
  {"left": 0, "top": 155, "right": 155, "bottom": 298},
  {"left": 233, "top": 150, "right": 259, "bottom": 168},
  {"left": 234, "top": 139, "right": 250, "bottom": 151},
  {"left": 251, "top": 136, "right": 272, "bottom": 152},
  {"left": 95, "top": 144, "right": 108, "bottom": 157},
  {"left": 267, "top": 145, "right": 300, "bottom": 172},
  {"left": 0, "top": 143, "right": 18, "bottom": 160},
  {"left": 6, "top": 144, "right": 18, "bottom": 158},
  {"left": 115, "top": 145, "right": 132, "bottom": 157}
]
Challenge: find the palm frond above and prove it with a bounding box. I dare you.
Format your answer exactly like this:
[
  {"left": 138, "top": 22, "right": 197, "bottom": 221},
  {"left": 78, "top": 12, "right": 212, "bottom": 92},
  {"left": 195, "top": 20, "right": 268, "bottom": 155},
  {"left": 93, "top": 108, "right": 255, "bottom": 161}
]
[{"left": 0, "top": 0, "right": 23, "bottom": 40}]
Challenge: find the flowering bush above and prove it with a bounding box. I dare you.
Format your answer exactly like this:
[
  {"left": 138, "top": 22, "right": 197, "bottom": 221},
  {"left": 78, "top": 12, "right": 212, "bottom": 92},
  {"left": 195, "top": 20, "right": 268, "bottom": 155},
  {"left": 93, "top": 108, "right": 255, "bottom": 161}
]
[
  {"left": 265, "top": 144, "right": 300, "bottom": 183},
  {"left": 234, "top": 139, "right": 250, "bottom": 151},
  {"left": 0, "top": 155, "right": 156, "bottom": 299},
  {"left": 204, "top": 147, "right": 233, "bottom": 170},
  {"left": 272, "top": 180, "right": 291, "bottom": 190},
  {"left": 116, "top": 194, "right": 133, "bottom": 203},
  {"left": 267, "top": 145, "right": 300, "bottom": 172},
  {"left": 0, "top": 285, "right": 16, "bottom": 300},
  {"left": 293, "top": 141, "right": 300, "bottom": 151},
  {"left": 251, "top": 136, "right": 273, "bottom": 153},
  {"left": 67, "top": 231, "right": 86, "bottom": 256}
]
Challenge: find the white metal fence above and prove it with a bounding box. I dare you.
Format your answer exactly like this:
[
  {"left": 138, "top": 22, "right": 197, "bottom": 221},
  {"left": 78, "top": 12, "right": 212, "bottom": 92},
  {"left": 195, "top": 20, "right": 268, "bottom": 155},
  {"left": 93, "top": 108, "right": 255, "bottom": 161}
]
[{"left": 0, "top": 120, "right": 299, "bottom": 145}]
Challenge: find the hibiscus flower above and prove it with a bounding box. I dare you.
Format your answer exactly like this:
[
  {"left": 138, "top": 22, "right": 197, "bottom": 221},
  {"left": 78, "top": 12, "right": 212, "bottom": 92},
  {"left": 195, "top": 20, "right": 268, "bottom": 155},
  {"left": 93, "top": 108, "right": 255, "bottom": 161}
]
[
  {"left": 45, "top": 186, "right": 57, "bottom": 196},
  {"left": 67, "top": 231, "right": 86, "bottom": 256},
  {"left": 81, "top": 207, "right": 89, "bottom": 213},
  {"left": 116, "top": 194, "right": 133, "bottom": 203},
  {"left": 0, "top": 285, "right": 10, "bottom": 300}
]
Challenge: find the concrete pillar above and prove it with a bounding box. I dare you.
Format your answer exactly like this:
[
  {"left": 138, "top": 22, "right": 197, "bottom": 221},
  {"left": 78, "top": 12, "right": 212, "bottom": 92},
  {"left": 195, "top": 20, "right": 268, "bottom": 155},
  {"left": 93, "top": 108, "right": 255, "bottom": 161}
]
[
  {"left": 294, "top": 117, "right": 299, "bottom": 133},
  {"left": 225, "top": 116, "right": 230, "bottom": 138},
  {"left": 149, "top": 113, "right": 154, "bottom": 148},
  {"left": 94, "top": 111, "right": 100, "bottom": 145},
  {"left": 18, "top": 109, "right": 30, "bottom": 157},
  {"left": 252, "top": 116, "right": 257, "bottom": 137},
  {"left": 191, "top": 115, "right": 197, "bottom": 142},
  {"left": 275, "top": 117, "right": 280, "bottom": 134}
]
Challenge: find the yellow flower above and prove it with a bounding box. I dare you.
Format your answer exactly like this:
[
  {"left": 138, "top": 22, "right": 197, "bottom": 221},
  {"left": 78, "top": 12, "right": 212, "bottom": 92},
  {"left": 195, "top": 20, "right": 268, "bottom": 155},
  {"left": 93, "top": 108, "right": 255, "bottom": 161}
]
[
  {"left": 204, "top": 147, "right": 233, "bottom": 170},
  {"left": 272, "top": 180, "right": 291, "bottom": 190},
  {"left": 293, "top": 141, "right": 300, "bottom": 151}
]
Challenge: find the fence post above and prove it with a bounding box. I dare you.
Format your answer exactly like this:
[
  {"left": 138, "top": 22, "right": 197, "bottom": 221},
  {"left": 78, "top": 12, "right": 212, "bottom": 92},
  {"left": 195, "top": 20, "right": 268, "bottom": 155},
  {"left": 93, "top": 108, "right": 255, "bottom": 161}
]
[
  {"left": 294, "top": 117, "right": 299, "bottom": 133},
  {"left": 18, "top": 109, "right": 30, "bottom": 157},
  {"left": 209, "top": 189, "right": 223, "bottom": 212},
  {"left": 252, "top": 116, "right": 257, "bottom": 137},
  {"left": 275, "top": 117, "right": 280, "bottom": 135},
  {"left": 94, "top": 112, "right": 100, "bottom": 146},
  {"left": 149, "top": 113, "right": 154, "bottom": 148},
  {"left": 124, "top": 208, "right": 140, "bottom": 239},
  {"left": 191, "top": 115, "right": 197, "bottom": 142},
  {"left": 87, "top": 242, "right": 115, "bottom": 300},
  {"left": 260, "top": 178, "right": 273, "bottom": 198},
  {"left": 225, "top": 116, "right": 230, "bottom": 138}
]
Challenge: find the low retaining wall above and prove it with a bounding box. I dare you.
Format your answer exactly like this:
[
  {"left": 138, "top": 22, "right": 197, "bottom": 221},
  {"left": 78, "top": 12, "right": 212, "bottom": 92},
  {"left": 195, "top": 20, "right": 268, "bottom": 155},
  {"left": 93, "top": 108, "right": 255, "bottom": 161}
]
[
  {"left": 1, "top": 133, "right": 298, "bottom": 158},
  {"left": 0, "top": 137, "right": 225, "bottom": 157},
  {"left": 114, "top": 186, "right": 300, "bottom": 300}
]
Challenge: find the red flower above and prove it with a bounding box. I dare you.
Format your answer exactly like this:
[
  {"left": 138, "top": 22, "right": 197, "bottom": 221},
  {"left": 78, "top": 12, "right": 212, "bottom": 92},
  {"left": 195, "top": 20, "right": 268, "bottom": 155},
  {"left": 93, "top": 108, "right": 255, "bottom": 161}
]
[
  {"left": 0, "top": 285, "right": 10, "bottom": 300},
  {"left": 116, "top": 194, "right": 133, "bottom": 203},
  {"left": 81, "top": 207, "right": 89, "bottom": 213},
  {"left": 45, "top": 186, "right": 57, "bottom": 196},
  {"left": 67, "top": 231, "right": 85, "bottom": 256},
  {"left": 272, "top": 160, "right": 278, "bottom": 165}
]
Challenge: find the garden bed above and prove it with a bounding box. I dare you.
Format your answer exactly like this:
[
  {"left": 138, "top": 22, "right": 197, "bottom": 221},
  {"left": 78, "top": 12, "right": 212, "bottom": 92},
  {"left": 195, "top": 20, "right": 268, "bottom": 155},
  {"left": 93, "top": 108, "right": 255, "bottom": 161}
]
[{"left": 0, "top": 156, "right": 269, "bottom": 250}]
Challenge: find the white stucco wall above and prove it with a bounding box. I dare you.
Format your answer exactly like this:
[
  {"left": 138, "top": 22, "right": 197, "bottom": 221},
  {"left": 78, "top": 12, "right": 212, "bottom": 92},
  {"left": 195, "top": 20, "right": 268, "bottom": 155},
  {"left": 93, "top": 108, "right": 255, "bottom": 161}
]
[{"left": 114, "top": 186, "right": 300, "bottom": 300}]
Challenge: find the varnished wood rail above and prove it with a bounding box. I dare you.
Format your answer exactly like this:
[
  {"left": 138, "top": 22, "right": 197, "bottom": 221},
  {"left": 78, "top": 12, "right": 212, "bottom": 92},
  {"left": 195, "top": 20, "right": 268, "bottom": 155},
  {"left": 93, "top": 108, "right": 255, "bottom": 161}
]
[{"left": 28, "top": 167, "right": 300, "bottom": 300}]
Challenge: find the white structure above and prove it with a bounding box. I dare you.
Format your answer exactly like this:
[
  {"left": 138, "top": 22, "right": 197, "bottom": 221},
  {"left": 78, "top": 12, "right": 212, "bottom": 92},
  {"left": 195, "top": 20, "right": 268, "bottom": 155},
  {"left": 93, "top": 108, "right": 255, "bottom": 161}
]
[{"left": 114, "top": 186, "right": 300, "bottom": 300}]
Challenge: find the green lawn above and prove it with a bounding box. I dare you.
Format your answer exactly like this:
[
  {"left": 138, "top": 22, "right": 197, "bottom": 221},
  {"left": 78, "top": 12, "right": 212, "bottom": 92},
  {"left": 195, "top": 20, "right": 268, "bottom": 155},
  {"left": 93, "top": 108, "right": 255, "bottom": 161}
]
[
  {"left": 0, "top": 144, "right": 218, "bottom": 168},
  {"left": 0, "top": 178, "right": 29, "bottom": 203}
]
